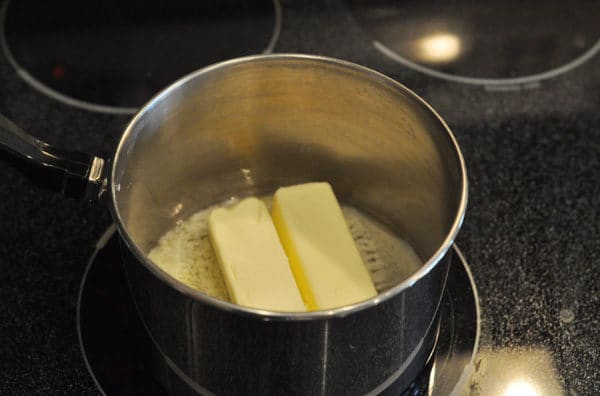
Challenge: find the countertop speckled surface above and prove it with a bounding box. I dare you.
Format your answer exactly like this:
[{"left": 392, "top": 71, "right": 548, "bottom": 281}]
[{"left": 1, "top": 1, "right": 599, "bottom": 394}]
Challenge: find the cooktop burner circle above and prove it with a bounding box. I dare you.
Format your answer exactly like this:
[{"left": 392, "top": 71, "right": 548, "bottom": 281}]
[
  {"left": 0, "top": 0, "right": 281, "bottom": 114},
  {"left": 348, "top": 0, "right": 600, "bottom": 86},
  {"left": 77, "top": 226, "right": 480, "bottom": 395}
]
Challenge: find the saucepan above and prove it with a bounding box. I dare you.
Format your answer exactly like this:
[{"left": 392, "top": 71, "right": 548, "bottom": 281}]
[{"left": 0, "top": 54, "right": 467, "bottom": 395}]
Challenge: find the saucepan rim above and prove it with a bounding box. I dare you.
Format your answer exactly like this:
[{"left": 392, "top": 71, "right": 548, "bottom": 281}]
[{"left": 109, "top": 53, "right": 468, "bottom": 321}]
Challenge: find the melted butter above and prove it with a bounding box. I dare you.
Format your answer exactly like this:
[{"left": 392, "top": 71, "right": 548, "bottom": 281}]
[{"left": 148, "top": 196, "right": 422, "bottom": 302}]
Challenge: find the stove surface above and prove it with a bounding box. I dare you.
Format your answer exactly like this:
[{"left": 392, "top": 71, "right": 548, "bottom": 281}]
[
  {"left": 0, "top": 1, "right": 598, "bottom": 394},
  {"left": 1, "top": 0, "right": 280, "bottom": 112}
]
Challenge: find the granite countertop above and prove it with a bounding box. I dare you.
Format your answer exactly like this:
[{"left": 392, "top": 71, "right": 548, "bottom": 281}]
[{"left": 0, "top": 1, "right": 599, "bottom": 394}]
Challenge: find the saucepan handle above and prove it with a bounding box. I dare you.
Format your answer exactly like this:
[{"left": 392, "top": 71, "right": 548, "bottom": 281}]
[{"left": 0, "top": 112, "right": 108, "bottom": 203}]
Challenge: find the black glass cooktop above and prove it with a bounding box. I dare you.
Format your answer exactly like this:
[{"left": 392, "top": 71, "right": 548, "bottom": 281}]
[
  {"left": 0, "top": 1, "right": 599, "bottom": 395},
  {"left": 78, "top": 227, "right": 480, "bottom": 395},
  {"left": 1, "top": 0, "right": 279, "bottom": 112}
]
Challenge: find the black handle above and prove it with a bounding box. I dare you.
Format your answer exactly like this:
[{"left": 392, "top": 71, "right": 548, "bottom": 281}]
[{"left": 0, "top": 112, "right": 107, "bottom": 202}]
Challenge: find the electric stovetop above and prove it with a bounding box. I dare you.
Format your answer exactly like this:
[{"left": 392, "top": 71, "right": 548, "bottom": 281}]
[{"left": 0, "top": 1, "right": 598, "bottom": 395}]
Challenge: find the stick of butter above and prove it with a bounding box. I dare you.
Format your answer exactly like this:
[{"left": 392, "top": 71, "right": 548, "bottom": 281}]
[
  {"left": 208, "top": 197, "right": 306, "bottom": 311},
  {"left": 271, "top": 182, "right": 377, "bottom": 310}
]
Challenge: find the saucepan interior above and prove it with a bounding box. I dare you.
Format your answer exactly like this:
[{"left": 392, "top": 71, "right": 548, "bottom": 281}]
[{"left": 110, "top": 54, "right": 467, "bottom": 317}]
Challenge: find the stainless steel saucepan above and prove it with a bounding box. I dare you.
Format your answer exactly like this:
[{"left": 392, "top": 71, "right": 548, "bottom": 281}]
[{"left": 0, "top": 54, "right": 467, "bottom": 395}]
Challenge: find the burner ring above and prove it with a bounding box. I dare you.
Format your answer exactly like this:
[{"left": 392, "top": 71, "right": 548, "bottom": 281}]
[
  {"left": 349, "top": 1, "right": 600, "bottom": 88},
  {"left": 0, "top": 0, "right": 282, "bottom": 114},
  {"left": 373, "top": 38, "right": 600, "bottom": 89}
]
